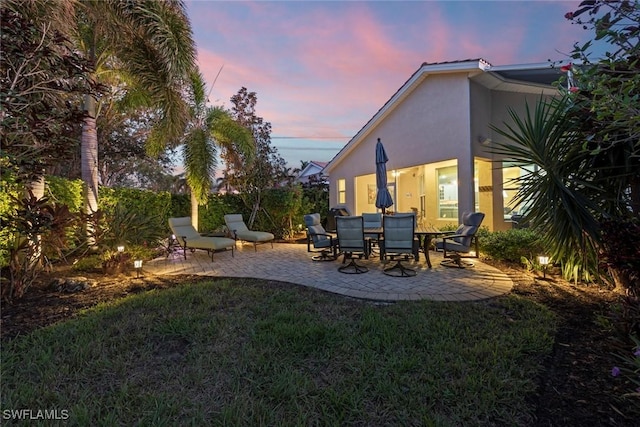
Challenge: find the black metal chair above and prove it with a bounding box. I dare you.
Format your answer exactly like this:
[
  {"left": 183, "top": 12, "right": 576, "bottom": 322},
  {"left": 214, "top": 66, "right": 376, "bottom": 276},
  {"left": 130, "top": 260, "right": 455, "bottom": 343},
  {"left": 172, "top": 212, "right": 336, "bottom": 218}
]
[
  {"left": 435, "top": 212, "right": 485, "bottom": 268},
  {"left": 303, "top": 213, "right": 338, "bottom": 261},
  {"left": 380, "top": 213, "right": 419, "bottom": 277},
  {"left": 336, "top": 216, "right": 369, "bottom": 274}
]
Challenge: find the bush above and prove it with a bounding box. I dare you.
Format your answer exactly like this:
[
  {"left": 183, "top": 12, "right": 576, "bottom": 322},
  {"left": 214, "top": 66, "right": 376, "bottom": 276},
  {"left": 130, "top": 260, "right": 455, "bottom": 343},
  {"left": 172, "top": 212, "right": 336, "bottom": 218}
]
[
  {"left": 71, "top": 254, "right": 103, "bottom": 272},
  {"left": 599, "top": 218, "right": 640, "bottom": 293},
  {"left": 47, "top": 176, "right": 83, "bottom": 212},
  {"left": 481, "top": 228, "right": 544, "bottom": 264}
]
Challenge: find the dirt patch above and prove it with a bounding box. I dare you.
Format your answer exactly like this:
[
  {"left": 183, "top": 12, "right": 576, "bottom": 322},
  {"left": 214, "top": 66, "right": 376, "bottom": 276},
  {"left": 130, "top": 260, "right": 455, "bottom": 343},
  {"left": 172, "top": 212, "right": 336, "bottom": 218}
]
[{"left": 1, "top": 260, "right": 639, "bottom": 425}]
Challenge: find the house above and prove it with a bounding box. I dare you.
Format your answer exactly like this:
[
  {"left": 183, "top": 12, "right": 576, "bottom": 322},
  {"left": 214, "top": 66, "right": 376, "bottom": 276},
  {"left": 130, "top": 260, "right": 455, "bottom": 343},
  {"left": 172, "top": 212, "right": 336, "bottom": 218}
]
[
  {"left": 296, "top": 161, "right": 328, "bottom": 186},
  {"left": 323, "top": 59, "right": 564, "bottom": 231}
]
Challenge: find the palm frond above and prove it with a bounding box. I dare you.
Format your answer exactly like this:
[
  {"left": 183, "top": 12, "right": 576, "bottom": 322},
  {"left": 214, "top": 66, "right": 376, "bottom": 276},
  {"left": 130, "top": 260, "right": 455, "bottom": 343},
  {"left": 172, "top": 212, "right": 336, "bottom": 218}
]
[
  {"left": 182, "top": 128, "right": 217, "bottom": 204},
  {"left": 207, "top": 106, "right": 255, "bottom": 160},
  {"left": 490, "top": 96, "right": 604, "bottom": 282}
]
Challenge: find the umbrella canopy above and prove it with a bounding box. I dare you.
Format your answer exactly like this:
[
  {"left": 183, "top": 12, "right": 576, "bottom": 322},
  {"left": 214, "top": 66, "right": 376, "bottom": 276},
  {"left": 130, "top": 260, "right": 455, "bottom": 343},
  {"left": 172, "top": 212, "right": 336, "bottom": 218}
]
[{"left": 375, "top": 138, "right": 393, "bottom": 212}]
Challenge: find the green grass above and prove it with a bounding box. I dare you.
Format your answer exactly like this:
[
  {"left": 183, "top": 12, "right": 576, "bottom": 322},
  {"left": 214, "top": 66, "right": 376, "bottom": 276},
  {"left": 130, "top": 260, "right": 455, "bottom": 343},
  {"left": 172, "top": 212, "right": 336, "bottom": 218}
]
[{"left": 1, "top": 278, "right": 556, "bottom": 426}]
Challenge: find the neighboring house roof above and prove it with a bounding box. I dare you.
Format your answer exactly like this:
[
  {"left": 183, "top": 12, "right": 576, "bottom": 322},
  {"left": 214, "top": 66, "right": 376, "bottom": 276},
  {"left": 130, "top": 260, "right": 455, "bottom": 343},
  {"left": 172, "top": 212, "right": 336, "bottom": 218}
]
[
  {"left": 296, "top": 161, "right": 328, "bottom": 183},
  {"left": 324, "top": 59, "right": 566, "bottom": 173}
]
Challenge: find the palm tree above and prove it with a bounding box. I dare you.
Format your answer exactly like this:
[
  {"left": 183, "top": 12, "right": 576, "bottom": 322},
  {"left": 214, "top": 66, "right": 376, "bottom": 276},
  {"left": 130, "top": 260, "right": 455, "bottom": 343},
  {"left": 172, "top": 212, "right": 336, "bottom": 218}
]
[
  {"left": 490, "top": 96, "right": 605, "bottom": 283},
  {"left": 75, "top": 0, "right": 196, "bottom": 217},
  {"left": 181, "top": 71, "right": 253, "bottom": 230}
]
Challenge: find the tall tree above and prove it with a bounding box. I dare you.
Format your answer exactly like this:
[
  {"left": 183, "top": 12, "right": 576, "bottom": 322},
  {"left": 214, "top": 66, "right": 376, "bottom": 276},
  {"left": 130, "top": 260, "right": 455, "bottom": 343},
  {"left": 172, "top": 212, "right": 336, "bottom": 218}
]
[
  {"left": 1, "top": 0, "right": 96, "bottom": 194},
  {"left": 564, "top": 0, "right": 640, "bottom": 215},
  {"left": 491, "top": 0, "right": 640, "bottom": 289},
  {"left": 223, "top": 87, "right": 290, "bottom": 227},
  {"left": 180, "top": 72, "right": 253, "bottom": 229},
  {"left": 75, "top": 0, "right": 196, "bottom": 217}
]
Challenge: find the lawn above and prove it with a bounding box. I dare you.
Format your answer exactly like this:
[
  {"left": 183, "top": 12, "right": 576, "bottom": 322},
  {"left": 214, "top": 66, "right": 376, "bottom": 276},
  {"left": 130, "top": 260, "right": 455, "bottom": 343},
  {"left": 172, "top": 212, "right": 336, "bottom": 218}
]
[{"left": 2, "top": 278, "right": 556, "bottom": 426}]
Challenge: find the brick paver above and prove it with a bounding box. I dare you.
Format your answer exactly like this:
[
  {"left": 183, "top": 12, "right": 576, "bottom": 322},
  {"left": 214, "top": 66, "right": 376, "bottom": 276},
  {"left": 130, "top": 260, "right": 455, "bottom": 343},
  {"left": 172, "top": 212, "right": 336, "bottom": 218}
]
[{"left": 145, "top": 243, "right": 513, "bottom": 302}]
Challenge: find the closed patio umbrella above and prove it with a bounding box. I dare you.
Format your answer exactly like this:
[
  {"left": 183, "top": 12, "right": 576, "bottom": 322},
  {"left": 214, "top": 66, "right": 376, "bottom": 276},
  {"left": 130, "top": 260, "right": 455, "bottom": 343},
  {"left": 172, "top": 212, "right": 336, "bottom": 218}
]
[{"left": 375, "top": 138, "right": 393, "bottom": 213}]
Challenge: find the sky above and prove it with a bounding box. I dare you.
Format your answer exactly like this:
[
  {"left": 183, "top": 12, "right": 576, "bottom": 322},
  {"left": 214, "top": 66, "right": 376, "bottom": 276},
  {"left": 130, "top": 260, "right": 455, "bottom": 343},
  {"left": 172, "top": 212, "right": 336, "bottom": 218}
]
[{"left": 185, "top": 0, "right": 599, "bottom": 168}]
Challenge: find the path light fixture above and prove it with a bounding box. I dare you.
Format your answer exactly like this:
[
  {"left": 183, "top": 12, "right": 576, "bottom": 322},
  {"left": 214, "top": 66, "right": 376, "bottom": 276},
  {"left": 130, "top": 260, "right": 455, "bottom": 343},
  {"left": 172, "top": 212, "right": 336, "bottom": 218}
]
[
  {"left": 538, "top": 256, "right": 550, "bottom": 278},
  {"left": 134, "top": 260, "right": 143, "bottom": 278},
  {"left": 117, "top": 245, "right": 125, "bottom": 253}
]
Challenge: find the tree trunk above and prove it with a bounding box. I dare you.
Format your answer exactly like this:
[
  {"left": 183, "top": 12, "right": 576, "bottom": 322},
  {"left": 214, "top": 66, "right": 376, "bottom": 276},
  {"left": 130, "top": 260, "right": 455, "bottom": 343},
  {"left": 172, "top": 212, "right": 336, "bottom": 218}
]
[
  {"left": 248, "top": 192, "right": 261, "bottom": 229},
  {"left": 26, "top": 174, "right": 45, "bottom": 272},
  {"left": 81, "top": 94, "right": 98, "bottom": 246},
  {"left": 81, "top": 95, "right": 99, "bottom": 216},
  {"left": 630, "top": 176, "right": 640, "bottom": 216},
  {"left": 191, "top": 191, "right": 198, "bottom": 231},
  {"left": 27, "top": 175, "right": 45, "bottom": 200}
]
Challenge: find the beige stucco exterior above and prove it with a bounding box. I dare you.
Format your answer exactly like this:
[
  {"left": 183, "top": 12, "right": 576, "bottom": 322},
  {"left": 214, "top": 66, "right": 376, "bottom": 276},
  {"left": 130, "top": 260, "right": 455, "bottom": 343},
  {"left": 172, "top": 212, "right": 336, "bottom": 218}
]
[{"left": 324, "top": 60, "right": 560, "bottom": 231}]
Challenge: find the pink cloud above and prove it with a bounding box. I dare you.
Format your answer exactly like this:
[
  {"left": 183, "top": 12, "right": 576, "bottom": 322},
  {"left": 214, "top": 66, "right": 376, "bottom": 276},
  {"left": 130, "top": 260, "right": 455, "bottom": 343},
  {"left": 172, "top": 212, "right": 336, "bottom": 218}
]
[{"left": 185, "top": 0, "right": 601, "bottom": 165}]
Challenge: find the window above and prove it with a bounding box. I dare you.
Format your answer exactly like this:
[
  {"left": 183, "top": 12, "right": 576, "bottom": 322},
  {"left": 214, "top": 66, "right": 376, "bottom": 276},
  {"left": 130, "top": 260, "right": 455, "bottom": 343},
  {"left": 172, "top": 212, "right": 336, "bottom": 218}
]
[
  {"left": 502, "top": 162, "right": 537, "bottom": 219},
  {"left": 437, "top": 166, "right": 458, "bottom": 219},
  {"left": 337, "top": 178, "right": 346, "bottom": 204},
  {"left": 418, "top": 173, "right": 425, "bottom": 225}
]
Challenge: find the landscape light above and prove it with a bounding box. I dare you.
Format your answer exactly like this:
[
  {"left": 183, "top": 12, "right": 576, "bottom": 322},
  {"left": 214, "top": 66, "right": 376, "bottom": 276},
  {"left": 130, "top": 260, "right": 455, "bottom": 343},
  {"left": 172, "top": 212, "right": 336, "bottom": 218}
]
[
  {"left": 134, "top": 260, "right": 143, "bottom": 278},
  {"left": 117, "top": 245, "right": 125, "bottom": 253},
  {"left": 538, "top": 256, "right": 550, "bottom": 278}
]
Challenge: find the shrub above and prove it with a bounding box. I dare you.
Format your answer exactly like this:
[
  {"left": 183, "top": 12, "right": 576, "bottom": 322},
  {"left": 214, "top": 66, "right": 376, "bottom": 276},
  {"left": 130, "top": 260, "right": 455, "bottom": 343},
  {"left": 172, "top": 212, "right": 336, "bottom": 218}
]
[
  {"left": 47, "top": 176, "right": 83, "bottom": 212},
  {"left": 1, "top": 191, "right": 76, "bottom": 300},
  {"left": 71, "top": 254, "right": 103, "bottom": 272},
  {"left": 599, "top": 218, "right": 640, "bottom": 293},
  {"left": 481, "top": 228, "right": 544, "bottom": 264},
  {"left": 83, "top": 204, "right": 167, "bottom": 251}
]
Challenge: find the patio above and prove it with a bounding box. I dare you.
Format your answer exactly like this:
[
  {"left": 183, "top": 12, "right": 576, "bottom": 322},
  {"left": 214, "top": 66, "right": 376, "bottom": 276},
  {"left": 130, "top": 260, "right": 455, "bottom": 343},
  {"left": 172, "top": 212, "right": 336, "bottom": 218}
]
[{"left": 145, "top": 242, "right": 513, "bottom": 302}]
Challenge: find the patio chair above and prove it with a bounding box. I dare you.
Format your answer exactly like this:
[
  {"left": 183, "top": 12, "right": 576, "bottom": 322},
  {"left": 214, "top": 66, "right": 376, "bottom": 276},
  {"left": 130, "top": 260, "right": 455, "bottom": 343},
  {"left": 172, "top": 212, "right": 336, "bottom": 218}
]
[
  {"left": 168, "top": 217, "right": 235, "bottom": 261},
  {"left": 223, "top": 214, "right": 274, "bottom": 251},
  {"left": 303, "top": 213, "right": 338, "bottom": 261},
  {"left": 335, "top": 216, "right": 369, "bottom": 274},
  {"left": 362, "top": 212, "right": 382, "bottom": 255},
  {"left": 435, "top": 211, "right": 485, "bottom": 268},
  {"left": 380, "top": 213, "right": 419, "bottom": 277}
]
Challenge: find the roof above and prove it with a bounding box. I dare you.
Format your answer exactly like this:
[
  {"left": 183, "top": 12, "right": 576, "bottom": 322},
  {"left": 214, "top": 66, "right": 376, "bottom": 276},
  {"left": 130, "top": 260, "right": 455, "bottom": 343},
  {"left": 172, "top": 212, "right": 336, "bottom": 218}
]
[
  {"left": 324, "top": 59, "right": 566, "bottom": 173},
  {"left": 298, "top": 161, "right": 328, "bottom": 178}
]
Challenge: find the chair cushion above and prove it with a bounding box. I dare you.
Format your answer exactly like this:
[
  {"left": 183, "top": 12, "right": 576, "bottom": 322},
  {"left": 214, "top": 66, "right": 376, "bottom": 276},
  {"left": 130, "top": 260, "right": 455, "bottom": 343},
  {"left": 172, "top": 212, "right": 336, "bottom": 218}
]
[
  {"left": 235, "top": 230, "right": 274, "bottom": 242},
  {"left": 169, "top": 217, "right": 201, "bottom": 243},
  {"left": 188, "top": 237, "right": 236, "bottom": 251},
  {"left": 304, "top": 213, "right": 321, "bottom": 227},
  {"left": 224, "top": 214, "right": 249, "bottom": 233},
  {"left": 436, "top": 239, "right": 469, "bottom": 252},
  {"left": 308, "top": 224, "right": 329, "bottom": 245}
]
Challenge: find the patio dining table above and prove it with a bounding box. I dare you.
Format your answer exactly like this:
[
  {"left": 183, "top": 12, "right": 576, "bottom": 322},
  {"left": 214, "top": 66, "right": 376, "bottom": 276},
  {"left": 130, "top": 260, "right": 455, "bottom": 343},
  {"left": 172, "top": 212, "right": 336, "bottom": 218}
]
[{"left": 364, "top": 225, "right": 453, "bottom": 268}]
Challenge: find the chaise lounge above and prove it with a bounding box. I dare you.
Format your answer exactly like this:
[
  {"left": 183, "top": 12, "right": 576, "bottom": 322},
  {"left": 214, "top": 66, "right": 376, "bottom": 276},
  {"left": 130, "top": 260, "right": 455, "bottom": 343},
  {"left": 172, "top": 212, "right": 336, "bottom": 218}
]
[
  {"left": 224, "top": 214, "right": 275, "bottom": 251},
  {"left": 168, "top": 217, "right": 236, "bottom": 261}
]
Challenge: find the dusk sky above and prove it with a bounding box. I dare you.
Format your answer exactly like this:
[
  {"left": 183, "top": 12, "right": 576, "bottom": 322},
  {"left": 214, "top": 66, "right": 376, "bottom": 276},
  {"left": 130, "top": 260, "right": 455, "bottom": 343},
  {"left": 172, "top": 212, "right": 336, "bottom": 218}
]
[{"left": 186, "top": 0, "right": 599, "bottom": 168}]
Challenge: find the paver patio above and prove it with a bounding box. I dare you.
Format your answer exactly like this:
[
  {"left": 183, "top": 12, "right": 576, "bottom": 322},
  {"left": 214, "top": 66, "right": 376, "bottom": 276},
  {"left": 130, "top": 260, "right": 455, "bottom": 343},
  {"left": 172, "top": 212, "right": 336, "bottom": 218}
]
[{"left": 145, "top": 242, "right": 513, "bottom": 302}]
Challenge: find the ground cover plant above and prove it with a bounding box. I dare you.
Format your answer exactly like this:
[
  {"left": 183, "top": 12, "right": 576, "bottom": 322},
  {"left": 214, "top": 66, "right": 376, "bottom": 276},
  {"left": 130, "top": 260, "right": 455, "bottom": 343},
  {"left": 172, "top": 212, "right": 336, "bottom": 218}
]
[{"left": 2, "top": 277, "right": 556, "bottom": 426}]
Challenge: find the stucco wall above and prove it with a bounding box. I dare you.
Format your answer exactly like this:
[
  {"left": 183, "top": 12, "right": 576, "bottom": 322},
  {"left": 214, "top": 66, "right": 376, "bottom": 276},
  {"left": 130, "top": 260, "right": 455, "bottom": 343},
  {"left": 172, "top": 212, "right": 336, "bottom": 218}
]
[
  {"left": 327, "top": 70, "right": 558, "bottom": 232},
  {"left": 329, "top": 73, "right": 473, "bottom": 213}
]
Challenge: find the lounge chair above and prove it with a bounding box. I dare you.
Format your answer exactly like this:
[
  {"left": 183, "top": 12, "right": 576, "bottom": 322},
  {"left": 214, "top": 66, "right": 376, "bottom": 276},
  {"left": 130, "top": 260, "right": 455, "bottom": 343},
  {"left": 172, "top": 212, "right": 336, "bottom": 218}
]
[
  {"left": 303, "top": 213, "right": 338, "bottom": 261},
  {"left": 168, "top": 217, "right": 235, "bottom": 261},
  {"left": 435, "top": 211, "right": 485, "bottom": 268},
  {"left": 223, "top": 214, "right": 274, "bottom": 251}
]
